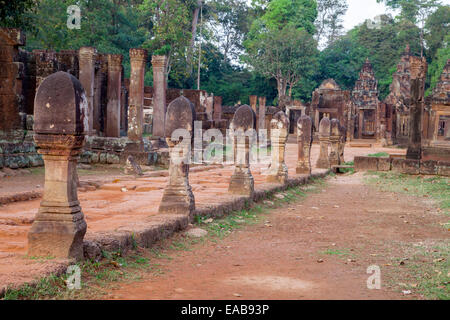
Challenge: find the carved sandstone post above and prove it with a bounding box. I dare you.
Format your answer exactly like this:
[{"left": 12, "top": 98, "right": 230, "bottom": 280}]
[
  {"left": 28, "top": 72, "right": 88, "bottom": 260},
  {"left": 228, "top": 105, "right": 256, "bottom": 197},
  {"left": 151, "top": 55, "right": 168, "bottom": 139},
  {"left": 267, "top": 111, "right": 290, "bottom": 184},
  {"left": 249, "top": 95, "right": 258, "bottom": 114},
  {"left": 158, "top": 96, "right": 196, "bottom": 216},
  {"left": 316, "top": 117, "right": 331, "bottom": 169},
  {"left": 339, "top": 125, "right": 346, "bottom": 164},
  {"left": 329, "top": 119, "right": 341, "bottom": 166},
  {"left": 296, "top": 115, "right": 313, "bottom": 175},
  {"left": 127, "top": 48, "right": 147, "bottom": 142},
  {"left": 406, "top": 57, "right": 427, "bottom": 160},
  {"left": 106, "top": 54, "right": 123, "bottom": 137},
  {"left": 78, "top": 47, "right": 97, "bottom": 135}
]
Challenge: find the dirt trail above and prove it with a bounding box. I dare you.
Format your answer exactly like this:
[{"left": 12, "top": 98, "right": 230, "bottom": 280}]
[{"left": 109, "top": 173, "right": 446, "bottom": 300}]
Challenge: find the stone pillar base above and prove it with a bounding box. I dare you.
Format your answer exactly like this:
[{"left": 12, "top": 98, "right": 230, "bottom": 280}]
[
  {"left": 316, "top": 158, "right": 330, "bottom": 169},
  {"left": 267, "top": 165, "right": 288, "bottom": 184},
  {"left": 296, "top": 164, "right": 311, "bottom": 175},
  {"left": 228, "top": 170, "right": 254, "bottom": 197},
  {"left": 28, "top": 210, "right": 86, "bottom": 261},
  {"left": 158, "top": 185, "right": 195, "bottom": 216}
]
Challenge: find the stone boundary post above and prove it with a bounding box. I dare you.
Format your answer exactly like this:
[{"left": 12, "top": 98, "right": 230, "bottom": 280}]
[{"left": 28, "top": 71, "right": 88, "bottom": 261}]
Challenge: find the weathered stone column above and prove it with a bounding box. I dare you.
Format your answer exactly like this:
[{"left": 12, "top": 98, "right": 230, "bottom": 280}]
[
  {"left": 258, "top": 96, "right": 266, "bottom": 130},
  {"left": 249, "top": 95, "right": 258, "bottom": 114},
  {"left": 213, "top": 96, "right": 222, "bottom": 121},
  {"left": 267, "top": 111, "right": 290, "bottom": 184},
  {"left": 358, "top": 109, "right": 364, "bottom": 139},
  {"left": 106, "top": 54, "right": 123, "bottom": 137},
  {"left": 296, "top": 115, "right": 312, "bottom": 175},
  {"left": 127, "top": 48, "right": 147, "bottom": 142},
  {"left": 406, "top": 57, "right": 427, "bottom": 160},
  {"left": 28, "top": 72, "right": 88, "bottom": 261},
  {"left": 228, "top": 105, "right": 256, "bottom": 197},
  {"left": 93, "top": 54, "right": 107, "bottom": 134},
  {"left": 316, "top": 117, "right": 331, "bottom": 169},
  {"left": 158, "top": 96, "right": 195, "bottom": 216},
  {"left": 339, "top": 124, "right": 346, "bottom": 164},
  {"left": 329, "top": 119, "right": 341, "bottom": 166},
  {"left": 151, "top": 55, "right": 168, "bottom": 138},
  {"left": 78, "top": 47, "right": 97, "bottom": 135}
]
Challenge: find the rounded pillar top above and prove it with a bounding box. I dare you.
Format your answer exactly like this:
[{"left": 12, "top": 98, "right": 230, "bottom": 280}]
[
  {"left": 271, "top": 111, "right": 290, "bottom": 130},
  {"left": 230, "top": 105, "right": 256, "bottom": 131},
  {"left": 165, "top": 96, "right": 196, "bottom": 138},
  {"left": 319, "top": 117, "right": 331, "bottom": 136},
  {"left": 297, "top": 115, "right": 312, "bottom": 137},
  {"left": 34, "top": 71, "right": 88, "bottom": 135},
  {"left": 330, "top": 118, "right": 340, "bottom": 136},
  {"left": 130, "top": 48, "right": 148, "bottom": 62}
]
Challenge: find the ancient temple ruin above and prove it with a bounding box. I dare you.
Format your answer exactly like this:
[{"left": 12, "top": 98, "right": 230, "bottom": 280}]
[
  {"left": 0, "top": 27, "right": 228, "bottom": 170},
  {"left": 350, "top": 58, "right": 381, "bottom": 140},
  {"left": 422, "top": 59, "right": 450, "bottom": 161},
  {"left": 384, "top": 45, "right": 428, "bottom": 146},
  {"left": 310, "top": 79, "right": 351, "bottom": 138}
]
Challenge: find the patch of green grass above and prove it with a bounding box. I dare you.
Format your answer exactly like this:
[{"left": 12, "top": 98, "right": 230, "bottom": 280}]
[
  {"left": 2, "top": 251, "right": 153, "bottom": 300},
  {"left": 365, "top": 172, "right": 450, "bottom": 215},
  {"left": 388, "top": 241, "right": 449, "bottom": 300},
  {"left": 338, "top": 161, "right": 355, "bottom": 174},
  {"left": 321, "top": 248, "right": 351, "bottom": 256},
  {"left": 367, "top": 152, "right": 390, "bottom": 158}
]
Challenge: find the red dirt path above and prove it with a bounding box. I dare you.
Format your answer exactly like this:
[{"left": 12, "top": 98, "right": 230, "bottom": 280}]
[{"left": 108, "top": 173, "right": 447, "bottom": 300}]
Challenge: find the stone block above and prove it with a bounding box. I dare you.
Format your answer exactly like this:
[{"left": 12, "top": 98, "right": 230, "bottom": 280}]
[
  {"left": 377, "top": 157, "right": 391, "bottom": 171},
  {"left": 419, "top": 160, "right": 437, "bottom": 175},
  {"left": 437, "top": 161, "right": 450, "bottom": 177}
]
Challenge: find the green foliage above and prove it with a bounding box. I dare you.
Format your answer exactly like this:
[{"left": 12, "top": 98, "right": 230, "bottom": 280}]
[
  {"left": 0, "top": 0, "right": 34, "bottom": 30},
  {"left": 261, "top": 0, "right": 317, "bottom": 34},
  {"left": 317, "top": 31, "right": 369, "bottom": 91},
  {"left": 427, "top": 34, "right": 450, "bottom": 95}
]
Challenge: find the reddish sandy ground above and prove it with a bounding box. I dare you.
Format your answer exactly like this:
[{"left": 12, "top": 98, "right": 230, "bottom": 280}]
[
  {"left": 0, "top": 141, "right": 404, "bottom": 291},
  {"left": 109, "top": 173, "right": 447, "bottom": 300}
]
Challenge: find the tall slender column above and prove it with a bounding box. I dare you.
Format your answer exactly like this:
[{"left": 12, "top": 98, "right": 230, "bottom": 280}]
[
  {"left": 151, "top": 55, "right": 168, "bottom": 138},
  {"left": 249, "top": 95, "right": 258, "bottom": 114},
  {"left": 258, "top": 96, "right": 266, "bottom": 131},
  {"left": 106, "top": 54, "right": 123, "bottom": 137},
  {"left": 127, "top": 48, "right": 147, "bottom": 142},
  {"left": 79, "top": 47, "right": 97, "bottom": 135}
]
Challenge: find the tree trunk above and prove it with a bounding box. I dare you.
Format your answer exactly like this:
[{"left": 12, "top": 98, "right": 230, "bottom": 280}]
[{"left": 187, "top": 0, "right": 202, "bottom": 76}]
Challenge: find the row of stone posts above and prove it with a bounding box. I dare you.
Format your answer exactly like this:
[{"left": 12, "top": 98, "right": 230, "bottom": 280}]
[{"left": 27, "top": 82, "right": 318, "bottom": 260}]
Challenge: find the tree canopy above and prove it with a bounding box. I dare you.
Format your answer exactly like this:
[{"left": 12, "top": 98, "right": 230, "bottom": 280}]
[{"left": 0, "top": 0, "right": 448, "bottom": 105}]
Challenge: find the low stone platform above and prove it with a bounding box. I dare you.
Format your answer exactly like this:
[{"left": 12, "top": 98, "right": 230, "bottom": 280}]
[{"left": 354, "top": 155, "right": 450, "bottom": 176}]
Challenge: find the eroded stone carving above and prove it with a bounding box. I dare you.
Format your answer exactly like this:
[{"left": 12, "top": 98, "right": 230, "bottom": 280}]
[
  {"left": 28, "top": 71, "right": 88, "bottom": 261},
  {"left": 296, "top": 115, "right": 312, "bottom": 175},
  {"left": 158, "top": 96, "right": 196, "bottom": 216},
  {"left": 267, "top": 111, "right": 289, "bottom": 184},
  {"left": 316, "top": 117, "right": 331, "bottom": 169},
  {"left": 228, "top": 105, "right": 256, "bottom": 197}
]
